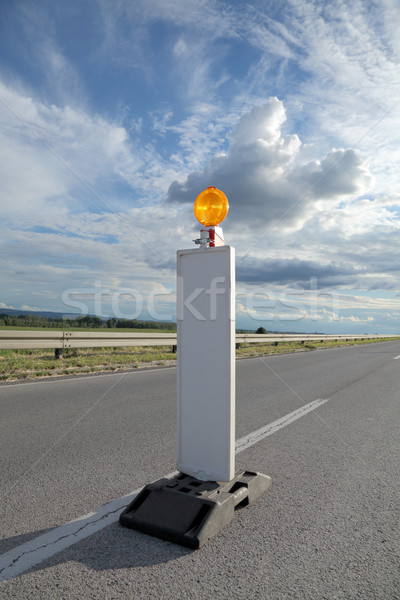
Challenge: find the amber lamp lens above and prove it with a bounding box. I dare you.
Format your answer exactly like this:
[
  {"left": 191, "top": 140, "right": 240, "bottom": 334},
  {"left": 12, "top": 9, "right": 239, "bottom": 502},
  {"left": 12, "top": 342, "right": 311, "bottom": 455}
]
[{"left": 193, "top": 186, "right": 229, "bottom": 227}]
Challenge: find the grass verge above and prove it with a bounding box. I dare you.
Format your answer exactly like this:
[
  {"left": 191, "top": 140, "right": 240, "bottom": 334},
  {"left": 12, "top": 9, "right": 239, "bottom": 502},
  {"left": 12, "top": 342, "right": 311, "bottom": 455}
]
[
  {"left": 0, "top": 337, "right": 397, "bottom": 382},
  {"left": 0, "top": 346, "right": 176, "bottom": 382}
]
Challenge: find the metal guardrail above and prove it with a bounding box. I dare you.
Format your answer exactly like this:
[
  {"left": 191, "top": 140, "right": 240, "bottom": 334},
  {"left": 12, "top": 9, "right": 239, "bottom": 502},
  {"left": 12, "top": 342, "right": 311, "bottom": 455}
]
[
  {"left": 0, "top": 330, "right": 64, "bottom": 350},
  {"left": 0, "top": 331, "right": 176, "bottom": 351},
  {"left": 0, "top": 330, "right": 397, "bottom": 353},
  {"left": 235, "top": 333, "right": 396, "bottom": 343}
]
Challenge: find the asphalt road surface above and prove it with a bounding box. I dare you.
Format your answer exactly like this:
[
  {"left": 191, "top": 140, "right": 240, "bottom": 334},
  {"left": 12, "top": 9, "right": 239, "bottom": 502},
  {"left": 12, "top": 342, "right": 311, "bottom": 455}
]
[{"left": 0, "top": 341, "right": 399, "bottom": 599}]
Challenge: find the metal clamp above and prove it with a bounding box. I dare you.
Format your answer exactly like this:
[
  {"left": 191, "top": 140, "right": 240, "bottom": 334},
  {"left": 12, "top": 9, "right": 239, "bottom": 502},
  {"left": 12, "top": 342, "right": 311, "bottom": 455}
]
[{"left": 193, "top": 237, "right": 210, "bottom": 245}]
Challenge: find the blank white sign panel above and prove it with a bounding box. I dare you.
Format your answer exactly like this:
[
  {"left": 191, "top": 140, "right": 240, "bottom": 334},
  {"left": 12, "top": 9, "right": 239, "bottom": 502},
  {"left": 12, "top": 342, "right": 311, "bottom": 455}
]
[{"left": 177, "top": 246, "right": 235, "bottom": 482}]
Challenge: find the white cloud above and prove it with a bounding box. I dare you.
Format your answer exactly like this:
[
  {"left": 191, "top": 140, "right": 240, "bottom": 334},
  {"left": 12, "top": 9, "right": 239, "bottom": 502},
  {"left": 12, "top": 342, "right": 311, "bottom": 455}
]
[
  {"left": 282, "top": 0, "right": 400, "bottom": 194},
  {"left": 0, "top": 302, "right": 16, "bottom": 310},
  {"left": 0, "top": 82, "right": 143, "bottom": 220},
  {"left": 317, "top": 198, "right": 400, "bottom": 238},
  {"left": 21, "top": 304, "right": 52, "bottom": 312},
  {"left": 167, "top": 99, "right": 373, "bottom": 230}
]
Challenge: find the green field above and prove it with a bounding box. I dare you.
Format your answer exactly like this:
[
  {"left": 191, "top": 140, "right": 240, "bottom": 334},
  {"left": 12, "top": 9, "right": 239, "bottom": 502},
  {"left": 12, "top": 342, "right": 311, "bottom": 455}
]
[{"left": 0, "top": 336, "right": 397, "bottom": 382}]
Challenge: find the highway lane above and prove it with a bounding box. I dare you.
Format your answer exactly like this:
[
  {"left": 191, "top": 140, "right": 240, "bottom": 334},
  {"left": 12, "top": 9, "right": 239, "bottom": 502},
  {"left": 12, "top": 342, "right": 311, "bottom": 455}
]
[{"left": 0, "top": 340, "right": 399, "bottom": 598}]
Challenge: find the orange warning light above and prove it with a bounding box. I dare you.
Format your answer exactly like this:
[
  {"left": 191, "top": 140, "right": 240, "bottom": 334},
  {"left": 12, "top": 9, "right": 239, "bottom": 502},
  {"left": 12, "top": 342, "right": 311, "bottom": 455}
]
[{"left": 194, "top": 186, "right": 229, "bottom": 227}]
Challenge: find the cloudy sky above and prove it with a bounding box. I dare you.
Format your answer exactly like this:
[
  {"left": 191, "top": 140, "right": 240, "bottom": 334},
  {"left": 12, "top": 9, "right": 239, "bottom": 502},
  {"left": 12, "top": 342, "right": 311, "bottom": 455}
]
[{"left": 0, "top": 0, "right": 399, "bottom": 333}]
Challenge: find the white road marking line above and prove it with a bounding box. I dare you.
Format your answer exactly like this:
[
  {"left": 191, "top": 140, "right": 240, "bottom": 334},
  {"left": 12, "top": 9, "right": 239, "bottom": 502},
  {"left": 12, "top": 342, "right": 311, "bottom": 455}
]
[
  {"left": 393, "top": 355, "right": 400, "bottom": 360},
  {"left": 0, "top": 489, "right": 150, "bottom": 583},
  {"left": 0, "top": 398, "right": 329, "bottom": 582},
  {"left": 235, "top": 398, "right": 329, "bottom": 453}
]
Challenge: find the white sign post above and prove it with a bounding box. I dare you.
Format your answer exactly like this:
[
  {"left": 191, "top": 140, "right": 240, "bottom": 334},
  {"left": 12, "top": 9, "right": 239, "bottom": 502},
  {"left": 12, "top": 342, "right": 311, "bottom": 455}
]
[
  {"left": 120, "top": 187, "right": 271, "bottom": 549},
  {"left": 177, "top": 245, "right": 235, "bottom": 482}
]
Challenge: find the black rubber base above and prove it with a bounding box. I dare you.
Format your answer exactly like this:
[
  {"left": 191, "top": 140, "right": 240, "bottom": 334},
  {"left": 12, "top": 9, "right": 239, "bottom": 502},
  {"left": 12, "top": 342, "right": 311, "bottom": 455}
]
[{"left": 119, "top": 471, "right": 271, "bottom": 549}]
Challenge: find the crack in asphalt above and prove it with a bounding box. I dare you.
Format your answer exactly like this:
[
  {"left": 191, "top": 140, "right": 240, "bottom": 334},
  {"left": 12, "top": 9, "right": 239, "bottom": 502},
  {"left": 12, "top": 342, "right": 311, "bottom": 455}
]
[{"left": 0, "top": 500, "right": 131, "bottom": 582}]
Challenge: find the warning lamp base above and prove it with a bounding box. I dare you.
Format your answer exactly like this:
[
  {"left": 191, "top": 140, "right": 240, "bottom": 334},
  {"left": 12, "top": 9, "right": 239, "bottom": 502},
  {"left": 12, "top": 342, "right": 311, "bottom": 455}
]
[
  {"left": 200, "top": 225, "right": 224, "bottom": 247},
  {"left": 119, "top": 470, "right": 271, "bottom": 549}
]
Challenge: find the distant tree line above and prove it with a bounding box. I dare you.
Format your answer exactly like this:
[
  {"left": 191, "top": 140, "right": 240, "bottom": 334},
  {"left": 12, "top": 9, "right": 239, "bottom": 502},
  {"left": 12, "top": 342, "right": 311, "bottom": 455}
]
[{"left": 0, "top": 313, "right": 176, "bottom": 331}]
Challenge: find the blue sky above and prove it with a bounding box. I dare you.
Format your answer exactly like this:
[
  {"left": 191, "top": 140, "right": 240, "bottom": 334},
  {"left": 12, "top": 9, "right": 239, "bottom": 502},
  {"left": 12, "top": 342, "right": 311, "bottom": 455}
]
[{"left": 0, "top": 0, "right": 399, "bottom": 333}]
